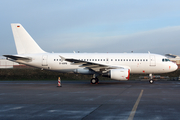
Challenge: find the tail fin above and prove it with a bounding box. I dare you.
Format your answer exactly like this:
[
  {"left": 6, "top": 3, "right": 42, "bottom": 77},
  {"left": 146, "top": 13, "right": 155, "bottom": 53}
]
[{"left": 11, "top": 23, "right": 46, "bottom": 54}]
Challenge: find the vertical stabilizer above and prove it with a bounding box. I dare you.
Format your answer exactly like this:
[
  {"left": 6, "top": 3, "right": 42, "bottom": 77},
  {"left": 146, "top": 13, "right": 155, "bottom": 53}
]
[{"left": 11, "top": 23, "right": 46, "bottom": 54}]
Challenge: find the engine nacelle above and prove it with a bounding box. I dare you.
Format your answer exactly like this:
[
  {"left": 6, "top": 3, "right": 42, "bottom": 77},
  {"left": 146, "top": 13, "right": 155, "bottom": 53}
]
[
  {"left": 74, "top": 68, "right": 95, "bottom": 75},
  {"left": 103, "top": 69, "right": 130, "bottom": 80}
]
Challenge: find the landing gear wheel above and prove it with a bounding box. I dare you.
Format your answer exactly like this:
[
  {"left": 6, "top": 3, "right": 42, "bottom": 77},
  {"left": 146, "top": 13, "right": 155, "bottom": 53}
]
[
  {"left": 149, "top": 79, "right": 154, "bottom": 84},
  {"left": 149, "top": 74, "right": 154, "bottom": 84},
  {"left": 96, "top": 78, "right": 99, "bottom": 84},
  {"left": 91, "top": 78, "right": 99, "bottom": 84},
  {"left": 91, "top": 78, "right": 96, "bottom": 84}
]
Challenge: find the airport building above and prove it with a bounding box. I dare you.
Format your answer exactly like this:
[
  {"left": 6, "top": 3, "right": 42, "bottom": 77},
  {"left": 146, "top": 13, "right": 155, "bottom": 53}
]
[
  {"left": 0, "top": 58, "right": 28, "bottom": 69},
  {"left": 0, "top": 58, "right": 19, "bottom": 68}
]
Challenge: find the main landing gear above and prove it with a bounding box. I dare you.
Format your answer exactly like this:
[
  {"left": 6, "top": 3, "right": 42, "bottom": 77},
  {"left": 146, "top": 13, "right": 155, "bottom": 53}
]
[
  {"left": 91, "top": 77, "right": 99, "bottom": 84},
  {"left": 91, "top": 74, "right": 99, "bottom": 84},
  {"left": 149, "top": 73, "right": 154, "bottom": 84}
]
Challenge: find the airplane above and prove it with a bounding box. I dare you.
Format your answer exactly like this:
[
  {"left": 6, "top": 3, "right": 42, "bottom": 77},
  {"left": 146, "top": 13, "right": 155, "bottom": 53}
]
[{"left": 3, "top": 23, "right": 178, "bottom": 84}]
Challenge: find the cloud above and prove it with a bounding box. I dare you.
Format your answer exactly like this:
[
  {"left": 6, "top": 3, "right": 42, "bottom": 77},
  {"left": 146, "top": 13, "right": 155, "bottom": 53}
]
[
  {"left": 1, "top": 0, "right": 180, "bottom": 55},
  {"left": 41, "top": 26, "right": 180, "bottom": 55},
  {"left": 99, "top": 26, "right": 180, "bottom": 54}
]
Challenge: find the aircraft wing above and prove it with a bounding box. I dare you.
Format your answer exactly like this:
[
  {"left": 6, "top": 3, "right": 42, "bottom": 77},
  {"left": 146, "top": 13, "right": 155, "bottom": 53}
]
[
  {"left": 59, "top": 56, "right": 130, "bottom": 72},
  {"left": 165, "top": 54, "right": 180, "bottom": 58}
]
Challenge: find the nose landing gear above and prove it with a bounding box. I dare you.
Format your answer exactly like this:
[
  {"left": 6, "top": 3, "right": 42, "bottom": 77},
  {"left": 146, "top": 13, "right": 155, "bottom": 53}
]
[{"left": 149, "top": 73, "right": 154, "bottom": 84}]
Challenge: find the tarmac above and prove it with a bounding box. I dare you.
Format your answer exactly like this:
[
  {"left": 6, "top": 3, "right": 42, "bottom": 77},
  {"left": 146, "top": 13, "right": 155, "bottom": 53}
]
[{"left": 0, "top": 80, "right": 180, "bottom": 120}]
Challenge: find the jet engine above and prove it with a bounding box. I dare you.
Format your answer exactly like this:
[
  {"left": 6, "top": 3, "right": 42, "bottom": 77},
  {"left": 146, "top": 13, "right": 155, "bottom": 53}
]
[{"left": 102, "top": 69, "right": 130, "bottom": 80}]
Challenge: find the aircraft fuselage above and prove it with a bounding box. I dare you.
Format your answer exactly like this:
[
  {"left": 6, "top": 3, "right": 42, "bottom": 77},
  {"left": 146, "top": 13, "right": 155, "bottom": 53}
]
[{"left": 16, "top": 53, "right": 177, "bottom": 74}]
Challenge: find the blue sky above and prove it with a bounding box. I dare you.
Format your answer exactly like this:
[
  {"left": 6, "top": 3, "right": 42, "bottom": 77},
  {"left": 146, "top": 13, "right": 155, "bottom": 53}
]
[{"left": 1, "top": 0, "right": 180, "bottom": 56}]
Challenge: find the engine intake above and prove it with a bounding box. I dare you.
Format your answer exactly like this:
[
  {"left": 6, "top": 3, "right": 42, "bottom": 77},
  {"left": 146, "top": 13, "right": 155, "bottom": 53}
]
[{"left": 103, "top": 69, "right": 130, "bottom": 80}]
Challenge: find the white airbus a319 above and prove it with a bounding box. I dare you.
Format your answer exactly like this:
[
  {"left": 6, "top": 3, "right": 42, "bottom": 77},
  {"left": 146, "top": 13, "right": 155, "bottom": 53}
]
[{"left": 4, "top": 24, "right": 178, "bottom": 84}]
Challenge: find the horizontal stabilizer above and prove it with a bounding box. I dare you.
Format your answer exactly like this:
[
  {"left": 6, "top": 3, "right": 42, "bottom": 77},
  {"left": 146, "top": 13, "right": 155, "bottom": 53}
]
[{"left": 3, "top": 55, "right": 32, "bottom": 61}]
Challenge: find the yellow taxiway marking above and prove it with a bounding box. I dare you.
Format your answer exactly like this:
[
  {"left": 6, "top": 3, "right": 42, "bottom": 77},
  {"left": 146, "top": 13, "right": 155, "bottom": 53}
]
[{"left": 128, "top": 89, "right": 144, "bottom": 120}]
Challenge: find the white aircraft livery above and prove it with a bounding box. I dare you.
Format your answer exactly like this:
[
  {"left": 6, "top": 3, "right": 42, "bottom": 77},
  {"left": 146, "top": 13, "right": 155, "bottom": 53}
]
[{"left": 4, "top": 23, "right": 178, "bottom": 84}]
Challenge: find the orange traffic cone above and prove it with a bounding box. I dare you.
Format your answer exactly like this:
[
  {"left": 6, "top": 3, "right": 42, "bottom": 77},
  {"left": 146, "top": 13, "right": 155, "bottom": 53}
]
[{"left": 57, "top": 77, "right": 62, "bottom": 87}]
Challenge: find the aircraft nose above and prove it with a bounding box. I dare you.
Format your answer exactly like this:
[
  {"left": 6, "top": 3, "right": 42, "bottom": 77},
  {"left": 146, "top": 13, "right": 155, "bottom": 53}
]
[
  {"left": 175, "top": 64, "right": 178, "bottom": 70},
  {"left": 172, "top": 63, "right": 178, "bottom": 71}
]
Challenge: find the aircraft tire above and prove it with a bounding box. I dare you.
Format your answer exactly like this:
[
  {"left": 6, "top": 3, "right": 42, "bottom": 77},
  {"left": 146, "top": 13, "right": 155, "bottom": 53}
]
[
  {"left": 91, "top": 78, "right": 97, "bottom": 84},
  {"left": 96, "top": 78, "right": 99, "bottom": 84},
  {"left": 149, "top": 79, "right": 154, "bottom": 84},
  {"left": 91, "top": 78, "right": 99, "bottom": 84}
]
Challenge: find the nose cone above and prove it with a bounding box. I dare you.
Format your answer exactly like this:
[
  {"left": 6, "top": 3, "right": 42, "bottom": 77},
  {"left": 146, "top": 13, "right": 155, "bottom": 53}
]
[{"left": 171, "top": 63, "right": 178, "bottom": 71}]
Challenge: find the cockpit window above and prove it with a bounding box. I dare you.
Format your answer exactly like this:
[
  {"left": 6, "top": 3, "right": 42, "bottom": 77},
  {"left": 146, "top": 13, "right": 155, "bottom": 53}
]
[{"left": 162, "top": 58, "right": 170, "bottom": 62}]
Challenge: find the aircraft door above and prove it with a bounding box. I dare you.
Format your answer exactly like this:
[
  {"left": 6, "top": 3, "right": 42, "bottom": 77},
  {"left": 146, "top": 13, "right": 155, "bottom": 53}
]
[
  {"left": 150, "top": 55, "right": 156, "bottom": 66},
  {"left": 42, "top": 55, "right": 48, "bottom": 66}
]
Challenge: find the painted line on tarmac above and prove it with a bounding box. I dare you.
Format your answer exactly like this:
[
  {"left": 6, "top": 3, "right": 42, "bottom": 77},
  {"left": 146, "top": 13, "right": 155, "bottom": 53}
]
[{"left": 128, "top": 89, "right": 144, "bottom": 120}]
